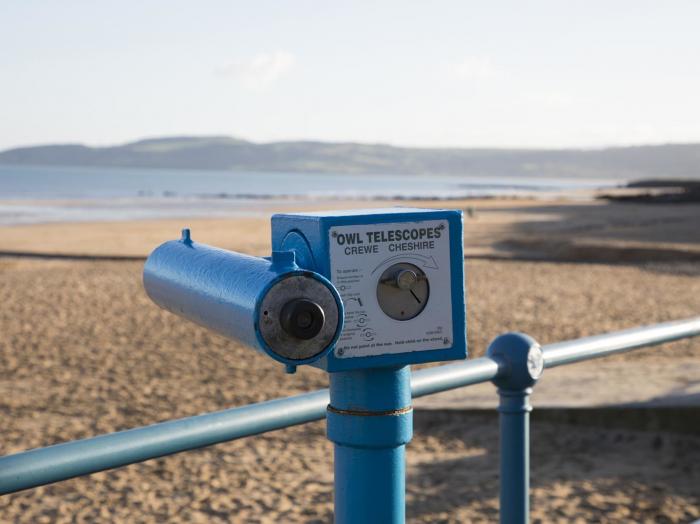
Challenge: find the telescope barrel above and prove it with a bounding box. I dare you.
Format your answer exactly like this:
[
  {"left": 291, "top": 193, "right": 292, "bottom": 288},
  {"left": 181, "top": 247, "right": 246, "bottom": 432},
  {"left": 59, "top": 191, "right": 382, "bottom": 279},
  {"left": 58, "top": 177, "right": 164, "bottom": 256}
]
[{"left": 143, "top": 230, "right": 343, "bottom": 366}]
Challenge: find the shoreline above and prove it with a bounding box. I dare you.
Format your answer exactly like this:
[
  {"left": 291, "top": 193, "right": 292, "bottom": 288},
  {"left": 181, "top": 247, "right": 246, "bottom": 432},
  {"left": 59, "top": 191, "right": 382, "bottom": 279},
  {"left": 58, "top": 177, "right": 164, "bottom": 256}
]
[
  {"left": 0, "top": 191, "right": 581, "bottom": 227},
  {"left": 0, "top": 197, "right": 698, "bottom": 266}
]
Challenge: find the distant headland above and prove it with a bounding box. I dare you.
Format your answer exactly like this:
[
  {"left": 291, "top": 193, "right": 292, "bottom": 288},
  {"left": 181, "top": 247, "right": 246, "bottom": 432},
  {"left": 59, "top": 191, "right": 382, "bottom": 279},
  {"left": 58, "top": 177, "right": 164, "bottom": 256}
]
[{"left": 2, "top": 135, "right": 700, "bottom": 180}]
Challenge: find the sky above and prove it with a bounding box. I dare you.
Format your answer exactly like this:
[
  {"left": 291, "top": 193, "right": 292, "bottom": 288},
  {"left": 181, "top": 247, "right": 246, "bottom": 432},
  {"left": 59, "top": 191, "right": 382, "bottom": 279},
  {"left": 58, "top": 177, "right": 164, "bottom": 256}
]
[{"left": 1, "top": 1, "right": 700, "bottom": 150}]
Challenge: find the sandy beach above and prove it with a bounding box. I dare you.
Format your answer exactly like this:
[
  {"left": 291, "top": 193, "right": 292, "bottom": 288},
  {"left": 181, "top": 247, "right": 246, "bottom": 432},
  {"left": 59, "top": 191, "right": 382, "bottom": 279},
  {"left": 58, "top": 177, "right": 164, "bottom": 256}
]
[{"left": 1, "top": 197, "right": 699, "bottom": 522}]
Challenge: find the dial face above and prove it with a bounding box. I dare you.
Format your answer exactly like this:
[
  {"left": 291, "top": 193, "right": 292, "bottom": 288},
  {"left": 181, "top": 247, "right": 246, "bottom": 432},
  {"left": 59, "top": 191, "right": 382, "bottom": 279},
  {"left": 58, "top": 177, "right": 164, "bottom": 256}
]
[{"left": 376, "top": 262, "right": 429, "bottom": 321}]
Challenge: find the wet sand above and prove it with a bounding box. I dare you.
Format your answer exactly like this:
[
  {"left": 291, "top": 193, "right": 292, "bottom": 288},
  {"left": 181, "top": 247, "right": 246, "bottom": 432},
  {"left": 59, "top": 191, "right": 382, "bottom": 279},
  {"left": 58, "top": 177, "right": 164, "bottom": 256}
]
[
  {"left": 1, "top": 196, "right": 698, "bottom": 263},
  {"left": 1, "top": 198, "right": 699, "bottom": 522}
]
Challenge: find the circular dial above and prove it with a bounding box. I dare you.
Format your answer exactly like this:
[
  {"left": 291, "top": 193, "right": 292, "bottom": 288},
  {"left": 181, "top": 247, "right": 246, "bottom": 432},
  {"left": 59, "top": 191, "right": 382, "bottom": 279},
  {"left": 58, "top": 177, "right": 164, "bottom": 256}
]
[{"left": 376, "top": 262, "right": 429, "bottom": 321}]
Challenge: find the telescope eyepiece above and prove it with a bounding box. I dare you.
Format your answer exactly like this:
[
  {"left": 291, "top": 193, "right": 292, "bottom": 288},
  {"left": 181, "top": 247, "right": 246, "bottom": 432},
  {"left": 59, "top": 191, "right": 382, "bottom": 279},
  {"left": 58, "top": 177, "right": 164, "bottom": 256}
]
[{"left": 280, "top": 299, "right": 325, "bottom": 340}]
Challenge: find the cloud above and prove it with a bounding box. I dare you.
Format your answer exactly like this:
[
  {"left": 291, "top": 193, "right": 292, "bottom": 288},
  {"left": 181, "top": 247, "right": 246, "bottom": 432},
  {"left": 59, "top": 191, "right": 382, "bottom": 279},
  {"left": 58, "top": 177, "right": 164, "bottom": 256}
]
[
  {"left": 216, "top": 51, "right": 296, "bottom": 90},
  {"left": 523, "top": 90, "right": 574, "bottom": 108},
  {"left": 449, "top": 56, "right": 502, "bottom": 82}
]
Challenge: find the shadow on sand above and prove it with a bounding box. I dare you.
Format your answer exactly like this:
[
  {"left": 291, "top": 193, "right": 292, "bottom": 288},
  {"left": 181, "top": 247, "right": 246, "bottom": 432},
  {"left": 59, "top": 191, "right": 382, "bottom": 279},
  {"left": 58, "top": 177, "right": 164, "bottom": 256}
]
[{"left": 471, "top": 200, "right": 700, "bottom": 267}]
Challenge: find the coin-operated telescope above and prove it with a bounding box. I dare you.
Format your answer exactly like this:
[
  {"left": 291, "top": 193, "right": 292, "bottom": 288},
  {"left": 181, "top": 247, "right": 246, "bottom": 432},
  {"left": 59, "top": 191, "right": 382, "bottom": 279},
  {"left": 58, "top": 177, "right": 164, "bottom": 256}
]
[
  {"left": 144, "top": 208, "right": 466, "bottom": 372},
  {"left": 143, "top": 208, "right": 467, "bottom": 523}
]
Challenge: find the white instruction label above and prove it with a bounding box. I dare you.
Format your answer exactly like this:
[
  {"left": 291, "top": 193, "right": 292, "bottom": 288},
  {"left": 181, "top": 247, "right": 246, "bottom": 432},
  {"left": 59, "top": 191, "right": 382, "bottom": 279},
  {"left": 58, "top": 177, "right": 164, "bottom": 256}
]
[{"left": 329, "top": 219, "right": 453, "bottom": 358}]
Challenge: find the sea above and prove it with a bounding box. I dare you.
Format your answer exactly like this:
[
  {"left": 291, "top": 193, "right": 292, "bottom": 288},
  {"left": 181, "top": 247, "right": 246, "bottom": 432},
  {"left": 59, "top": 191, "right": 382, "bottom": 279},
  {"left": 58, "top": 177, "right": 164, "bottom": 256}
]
[{"left": 0, "top": 164, "right": 624, "bottom": 225}]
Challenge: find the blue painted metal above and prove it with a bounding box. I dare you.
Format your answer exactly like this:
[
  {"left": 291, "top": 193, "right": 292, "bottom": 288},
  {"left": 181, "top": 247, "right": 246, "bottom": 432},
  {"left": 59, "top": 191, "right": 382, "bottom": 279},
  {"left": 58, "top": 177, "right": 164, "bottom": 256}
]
[
  {"left": 1, "top": 316, "right": 699, "bottom": 506},
  {"left": 0, "top": 390, "right": 330, "bottom": 495},
  {"left": 328, "top": 366, "right": 412, "bottom": 524},
  {"left": 488, "top": 333, "right": 543, "bottom": 524},
  {"left": 543, "top": 317, "right": 700, "bottom": 368},
  {"left": 410, "top": 355, "right": 501, "bottom": 396},
  {"left": 143, "top": 230, "right": 343, "bottom": 367},
  {"left": 497, "top": 390, "right": 531, "bottom": 524},
  {"left": 271, "top": 208, "right": 467, "bottom": 372},
  {"left": 0, "top": 358, "right": 503, "bottom": 496}
]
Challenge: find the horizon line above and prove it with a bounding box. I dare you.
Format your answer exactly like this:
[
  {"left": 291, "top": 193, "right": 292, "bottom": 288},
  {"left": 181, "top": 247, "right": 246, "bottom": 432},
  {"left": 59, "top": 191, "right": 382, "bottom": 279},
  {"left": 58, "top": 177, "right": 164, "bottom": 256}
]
[{"left": 3, "top": 134, "right": 700, "bottom": 154}]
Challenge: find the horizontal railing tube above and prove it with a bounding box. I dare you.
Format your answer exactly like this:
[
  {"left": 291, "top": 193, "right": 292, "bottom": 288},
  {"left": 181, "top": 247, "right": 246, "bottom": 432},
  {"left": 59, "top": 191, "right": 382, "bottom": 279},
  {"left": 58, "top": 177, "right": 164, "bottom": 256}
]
[
  {"left": 410, "top": 356, "right": 502, "bottom": 397},
  {"left": 543, "top": 317, "right": 700, "bottom": 368},
  {"left": 1, "top": 316, "right": 698, "bottom": 495},
  {"left": 0, "top": 391, "right": 330, "bottom": 495},
  {"left": 0, "top": 358, "right": 502, "bottom": 495}
]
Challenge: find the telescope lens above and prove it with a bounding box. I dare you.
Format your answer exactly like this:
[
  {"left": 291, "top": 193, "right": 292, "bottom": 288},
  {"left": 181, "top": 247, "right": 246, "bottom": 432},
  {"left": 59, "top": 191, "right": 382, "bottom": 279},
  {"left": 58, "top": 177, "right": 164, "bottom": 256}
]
[
  {"left": 296, "top": 311, "right": 313, "bottom": 329},
  {"left": 258, "top": 274, "right": 340, "bottom": 361},
  {"left": 280, "top": 299, "right": 325, "bottom": 340}
]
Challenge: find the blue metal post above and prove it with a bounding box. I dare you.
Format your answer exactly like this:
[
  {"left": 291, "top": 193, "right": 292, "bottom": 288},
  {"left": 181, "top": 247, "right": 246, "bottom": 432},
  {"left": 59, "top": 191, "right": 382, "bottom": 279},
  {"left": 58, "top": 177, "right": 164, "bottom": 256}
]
[
  {"left": 488, "top": 333, "right": 544, "bottom": 524},
  {"left": 497, "top": 388, "right": 532, "bottom": 524},
  {"left": 327, "top": 366, "right": 413, "bottom": 524}
]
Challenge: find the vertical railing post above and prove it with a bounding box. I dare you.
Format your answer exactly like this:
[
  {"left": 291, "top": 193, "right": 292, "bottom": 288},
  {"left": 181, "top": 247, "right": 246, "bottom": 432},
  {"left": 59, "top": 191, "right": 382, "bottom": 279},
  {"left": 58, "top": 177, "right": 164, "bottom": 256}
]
[
  {"left": 327, "top": 366, "right": 413, "bottom": 524},
  {"left": 488, "top": 333, "right": 544, "bottom": 524}
]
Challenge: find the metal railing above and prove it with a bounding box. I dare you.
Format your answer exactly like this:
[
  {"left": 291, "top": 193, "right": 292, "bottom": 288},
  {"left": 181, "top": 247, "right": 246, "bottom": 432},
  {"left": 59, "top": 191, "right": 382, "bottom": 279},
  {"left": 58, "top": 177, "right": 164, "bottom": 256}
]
[{"left": 2, "top": 317, "right": 699, "bottom": 522}]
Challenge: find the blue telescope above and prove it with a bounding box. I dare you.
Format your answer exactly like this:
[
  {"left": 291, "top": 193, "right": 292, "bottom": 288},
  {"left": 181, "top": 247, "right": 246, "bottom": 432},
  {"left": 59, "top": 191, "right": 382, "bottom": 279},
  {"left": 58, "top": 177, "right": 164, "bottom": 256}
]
[{"left": 143, "top": 228, "right": 344, "bottom": 370}]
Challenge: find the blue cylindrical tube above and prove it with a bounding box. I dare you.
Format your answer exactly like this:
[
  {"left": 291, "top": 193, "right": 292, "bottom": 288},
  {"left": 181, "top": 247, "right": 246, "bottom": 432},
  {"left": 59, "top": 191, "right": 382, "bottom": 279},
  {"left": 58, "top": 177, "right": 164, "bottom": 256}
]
[
  {"left": 487, "top": 333, "right": 541, "bottom": 524},
  {"left": 327, "top": 366, "right": 413, "bottom": 524},
  {"left": 143, "top": 231, "right": 343, "bottom": 366},
  {"left": 334, "top": 446, "right": 406, "bottom": 523},
  {"left": 498, "top": 389, "right": 531, "bottom": 524}
]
